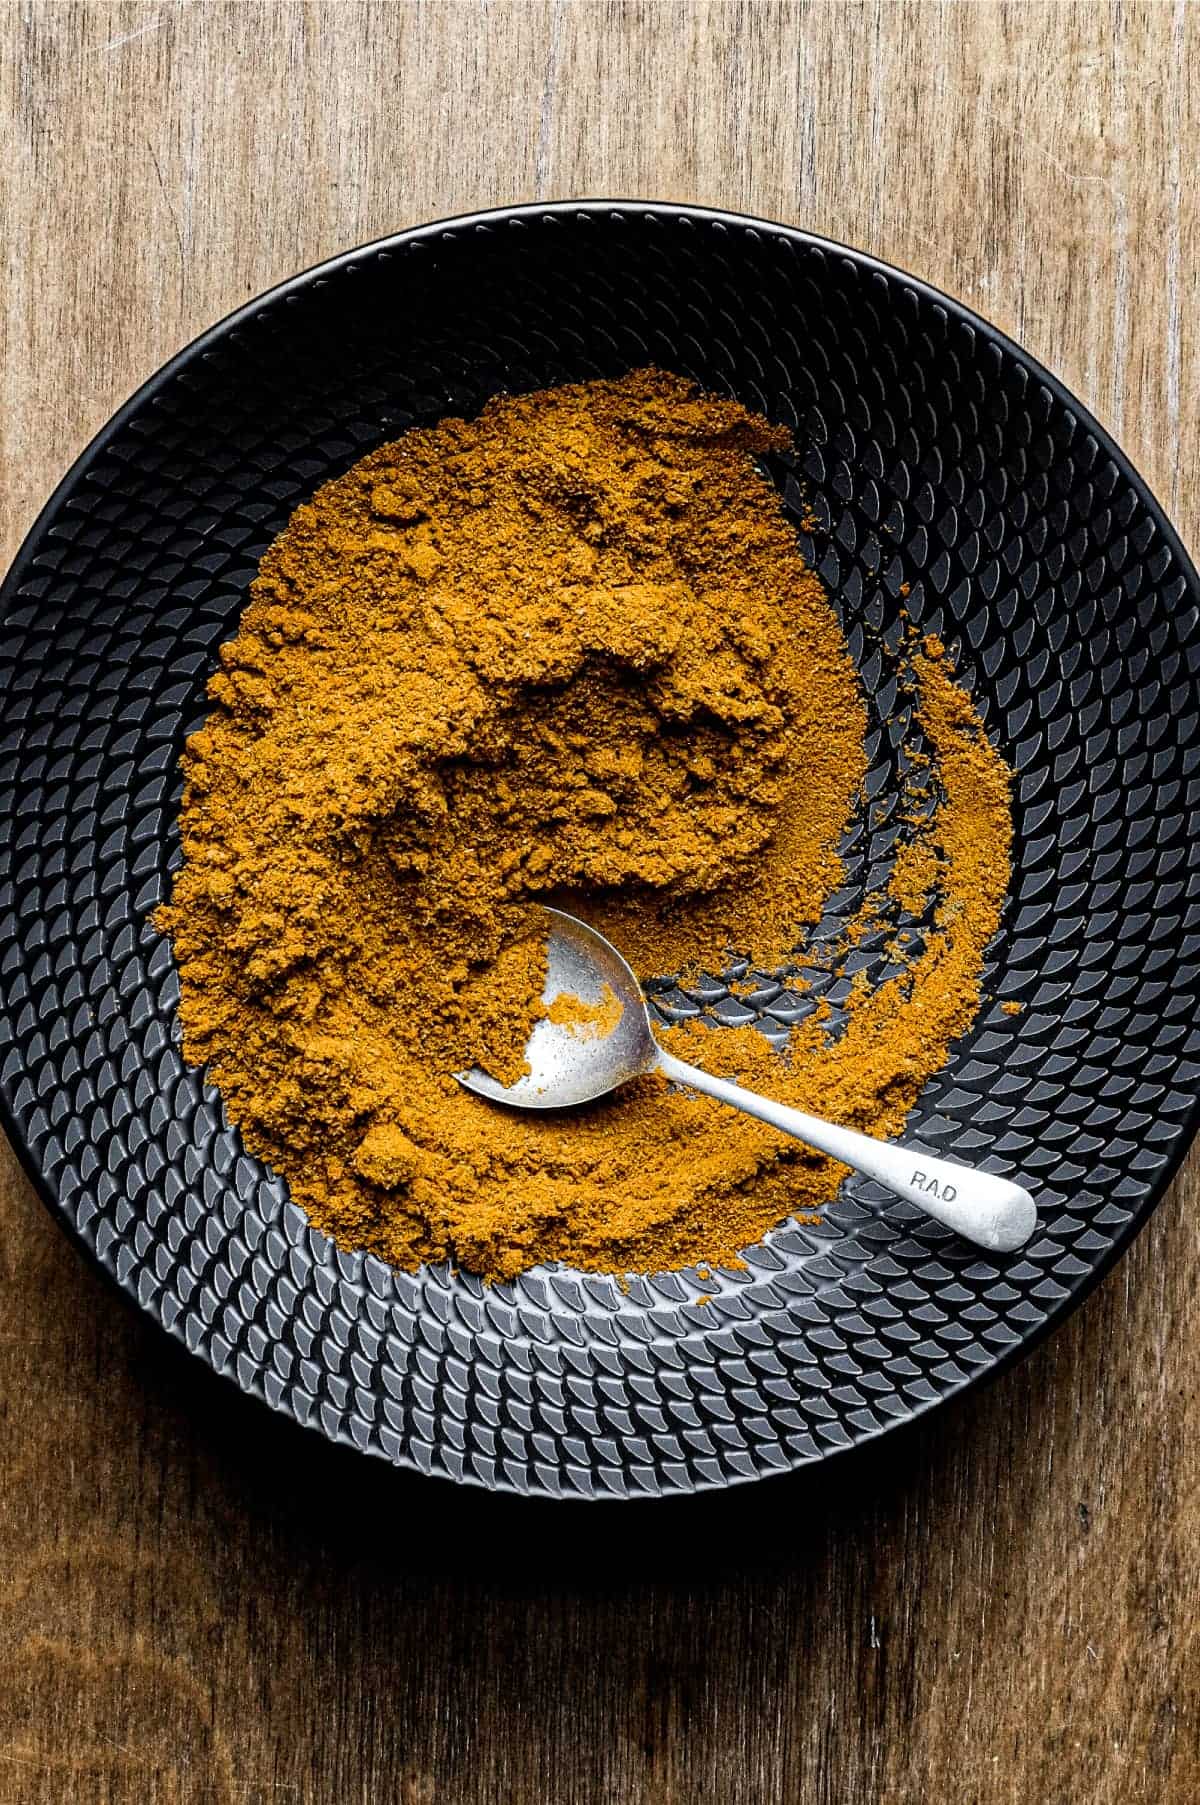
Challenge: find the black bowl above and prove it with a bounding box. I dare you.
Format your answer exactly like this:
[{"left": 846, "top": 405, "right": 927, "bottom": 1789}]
[{"left": 3, "top": 203, "right": 1199, "bottom": 1498}]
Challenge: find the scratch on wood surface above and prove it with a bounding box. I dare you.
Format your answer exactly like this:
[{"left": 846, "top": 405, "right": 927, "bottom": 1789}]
[
  {"left": 218, "top": 1786, "right": 301, "bottom": 1798},
  {"left": 98, "top": 1733, "right": 138, "bottom": 1758},
  {"left": 97, "top": 13, "right": 166, "bottom": 54},
  {"left": 97, "top": 2, "right": 195, "bottom": 57},
  {"left": 534, "top": 0, "right": 564, "bottom": 197},
  {"left": 1108, "top": 33, "right": 1129, "bottom": 440},
  {"left": 145, "top": 133, "right": 186, "bottom": 309},
  {"left": 1165, "top": 0, "right": 1185, "bottom": 514},
  {"left": 1022, "top": 137, "right": 1123, "bottom": 205}
]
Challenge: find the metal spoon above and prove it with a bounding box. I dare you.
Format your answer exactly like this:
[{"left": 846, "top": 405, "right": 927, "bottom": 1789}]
[{"left": 457, "top": 906, "right": 1037, "bottom": 1254}]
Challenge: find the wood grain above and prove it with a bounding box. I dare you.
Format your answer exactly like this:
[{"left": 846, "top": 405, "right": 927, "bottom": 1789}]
[{"left": 2, "top": 3, "right": 1199, "bottom": 1800}]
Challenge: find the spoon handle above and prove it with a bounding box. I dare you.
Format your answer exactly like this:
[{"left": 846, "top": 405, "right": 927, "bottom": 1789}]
[{"left": 655, "top": 1049, "right": 1036, "bottom": 1254}]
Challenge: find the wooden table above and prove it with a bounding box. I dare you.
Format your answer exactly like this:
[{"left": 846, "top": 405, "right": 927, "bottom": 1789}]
[{"left": 1, "top": 4, "right": 1198, "bottom": 1800}]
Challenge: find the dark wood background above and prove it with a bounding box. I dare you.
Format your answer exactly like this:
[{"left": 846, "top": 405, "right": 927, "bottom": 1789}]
[{"left": 2, "top": 4, "right": 1198, "bottom": 1800}]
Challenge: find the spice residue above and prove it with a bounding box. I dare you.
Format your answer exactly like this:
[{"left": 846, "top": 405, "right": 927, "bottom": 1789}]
[
  {"left": 155, "top": 369, "right": 1013, "bottom": 1282},
  {"left": 546, "top": 984, "right": 625, "bottom": 1042}
]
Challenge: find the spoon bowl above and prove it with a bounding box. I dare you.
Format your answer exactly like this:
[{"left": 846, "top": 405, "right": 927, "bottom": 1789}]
[
  {"left": 458, "top": 907, "right": 655, "bottom": 1108},
  {"left": 458, "top": 906, "right": 1038, "bottom": 1254}
]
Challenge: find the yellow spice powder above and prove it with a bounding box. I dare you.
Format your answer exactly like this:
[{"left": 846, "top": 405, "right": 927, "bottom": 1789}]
[{"left": 155, "top": 369, "right": 1012, "bottom": 1282}]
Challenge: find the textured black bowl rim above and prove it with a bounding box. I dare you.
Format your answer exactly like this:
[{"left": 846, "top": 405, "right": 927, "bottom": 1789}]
[{"left": 3, "top": 199, "right": 1199, "bottom": 1498}]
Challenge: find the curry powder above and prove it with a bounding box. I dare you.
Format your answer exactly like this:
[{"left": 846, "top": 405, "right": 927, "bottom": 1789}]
[{"left": 156, "top": 370, "right": 1012, "bottom": 1282}]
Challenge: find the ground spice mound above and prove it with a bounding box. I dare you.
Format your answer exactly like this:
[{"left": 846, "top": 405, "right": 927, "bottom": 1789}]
[{"left": 156, "top": 369, "right": 1013, "bottom": 1282}]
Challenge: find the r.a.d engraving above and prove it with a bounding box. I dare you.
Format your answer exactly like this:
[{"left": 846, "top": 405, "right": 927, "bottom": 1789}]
[{"left": 912, "top": 1170, "right": 957, "bottom": 1203}]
